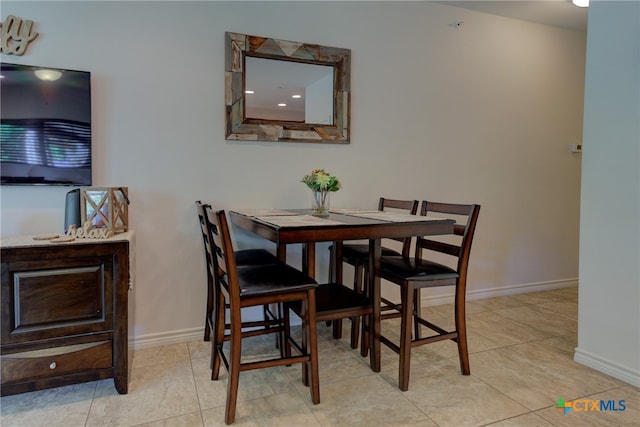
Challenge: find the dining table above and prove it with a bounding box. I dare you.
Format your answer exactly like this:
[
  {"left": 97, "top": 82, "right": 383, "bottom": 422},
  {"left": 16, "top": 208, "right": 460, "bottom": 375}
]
[{"left": 228, "top": 208, "right": 455, "bottom": 372}]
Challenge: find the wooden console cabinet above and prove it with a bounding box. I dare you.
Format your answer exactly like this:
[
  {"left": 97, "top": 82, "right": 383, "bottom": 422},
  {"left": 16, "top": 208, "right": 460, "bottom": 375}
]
[{"left": 1, "top": 234, "right": 133, "bottom": 396}]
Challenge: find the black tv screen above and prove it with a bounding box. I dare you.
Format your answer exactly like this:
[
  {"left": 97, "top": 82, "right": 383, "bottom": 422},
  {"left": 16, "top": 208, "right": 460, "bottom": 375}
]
[{"left": 1, "top": 63, "right": 92, "bottom": 185}]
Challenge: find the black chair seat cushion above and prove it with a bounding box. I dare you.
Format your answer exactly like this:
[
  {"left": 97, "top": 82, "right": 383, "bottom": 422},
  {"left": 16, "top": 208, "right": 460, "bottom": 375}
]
[
  {"left": 380, "top": 256, "right": 459, "bottom": 284},
  {"left": 338, "top": 244, "right": 404, "bottom": 265},
  {"left": 237, "top": 263, "right": 317, "bottom": 296},
  {"left": 289, "top": 283, "right": 372, "bottom": 320},
  {"left": 315, "top": 283, "right": 371, "bottom": 315},
  {"left": 235, "top": 249, "right": 279, "bottom": 266}
]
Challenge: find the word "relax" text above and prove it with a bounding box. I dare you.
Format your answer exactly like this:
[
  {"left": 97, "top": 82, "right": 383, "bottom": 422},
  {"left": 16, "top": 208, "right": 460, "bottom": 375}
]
[{"left": 66, "top": 222, "right": 114, "bottom": 239}]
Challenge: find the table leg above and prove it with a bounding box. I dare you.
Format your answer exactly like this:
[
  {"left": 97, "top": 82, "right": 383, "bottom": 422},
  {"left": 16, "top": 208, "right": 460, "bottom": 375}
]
[
  {"left": 368, "top": 238, "right": 382, "bottom": 372},
  {"left": 277, "top": 243, "right": 287, "bottom": 263},
  {"left": 275, "top": 243, "right": 289, "bottom": 353},
  {"left": 330, "top": 241, "right": 344, "bottom": 338},
  {"left": 329, "top": 241, "right": 343, "bottom": 283},
  {"left": 302, "top": 242, "right": 316, "bottom": 279}
]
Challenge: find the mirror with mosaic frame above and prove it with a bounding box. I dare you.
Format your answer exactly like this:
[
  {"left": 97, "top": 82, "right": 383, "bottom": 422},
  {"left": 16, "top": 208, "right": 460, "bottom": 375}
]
[{"left": 225, "top": 32, "right": 351, "bottom": 143}]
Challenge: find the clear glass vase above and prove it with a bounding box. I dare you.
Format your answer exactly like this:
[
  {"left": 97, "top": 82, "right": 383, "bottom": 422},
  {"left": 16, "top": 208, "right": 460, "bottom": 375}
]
[{"left": 311, "top": 190, "right": 330, "bottom": 217}]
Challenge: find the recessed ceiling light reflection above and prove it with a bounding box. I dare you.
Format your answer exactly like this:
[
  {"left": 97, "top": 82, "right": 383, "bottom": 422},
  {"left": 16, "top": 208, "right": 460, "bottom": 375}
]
[
  {"left": 245, "top": 90, "right": 255, "bottom": 94},
  {"left": 292, "top": 94, "right": 302, "bottom": 99},
  {"left": 34, "top": 69, "right": 63, "bottom": 81},
  {"left": 278, "top": 103, "right": 287, "bottom": 107}
]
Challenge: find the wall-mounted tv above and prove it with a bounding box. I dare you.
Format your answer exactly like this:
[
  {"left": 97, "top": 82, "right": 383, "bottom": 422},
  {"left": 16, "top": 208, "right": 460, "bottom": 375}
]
[{"left": 1, "top": 63, "right": 92, "bottom": 185}]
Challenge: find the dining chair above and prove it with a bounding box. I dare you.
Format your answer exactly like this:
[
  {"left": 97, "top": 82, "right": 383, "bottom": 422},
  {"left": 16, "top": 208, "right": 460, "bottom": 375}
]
[
  {"left": 195, "top": 200, "right": 280, "bottom": 341},
  {"left": 203, "top": 205, "right": 320, "bottom": 424},
  {"left": 371, "top": 201, "right": 480, "bottom": 391},
  {"left": 328, "top": 197, "right": 419, "bottom": 349}
]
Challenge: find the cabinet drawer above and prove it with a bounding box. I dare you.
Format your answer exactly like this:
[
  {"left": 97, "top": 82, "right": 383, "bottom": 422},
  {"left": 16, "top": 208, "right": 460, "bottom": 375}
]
[{"left": 1, "top": 341, "right": 112, "bottom": 384}]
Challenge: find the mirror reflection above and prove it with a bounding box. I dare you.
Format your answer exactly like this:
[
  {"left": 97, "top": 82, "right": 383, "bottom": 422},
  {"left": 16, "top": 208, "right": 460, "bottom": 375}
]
[{"left": 245, "top": 57, "right": 334, "bottom": 124}]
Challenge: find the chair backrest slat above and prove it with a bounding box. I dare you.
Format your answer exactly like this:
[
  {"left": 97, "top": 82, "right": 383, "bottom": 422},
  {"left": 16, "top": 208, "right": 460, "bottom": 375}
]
[
  {"left": 196, "top": 200, "right": 217, "bottom": 297},
  {"left": 420, "top": 239, "right": 460, "bottom": 257},
  {"left": 201, "top": 205, "right": 241, "bottom": 306},
  {"left": 378, "top": 198, "right": 419, "bottom": 212},
  {"left": 415, "top": 201, "right": 480, "bottom": 276},
  {"left": 379, "top": 197, "right": 419, "bottom": 257}
]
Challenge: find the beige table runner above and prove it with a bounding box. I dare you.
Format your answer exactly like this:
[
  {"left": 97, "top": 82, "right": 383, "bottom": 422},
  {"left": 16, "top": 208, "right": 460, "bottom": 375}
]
[
  {"left": 329, "top": 208, "right": 380, "bottom": 215},
  {"left": 255, "top": 215, "right": 344, "bottom": 227},
  {"left": 346, "top": 211, "right": 449, "bottom": 222},
  {"left": 231, "top": 209, "right": 300, "bottom": 217}
]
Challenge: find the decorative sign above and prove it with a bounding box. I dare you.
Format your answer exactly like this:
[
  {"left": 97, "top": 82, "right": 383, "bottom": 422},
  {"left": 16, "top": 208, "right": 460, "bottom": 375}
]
[
  {"left": 1, "top": 15, "right": 39, "bottom": 55},
  {"left": 65, "top": 222, "right": 114, "bottom": 239}
]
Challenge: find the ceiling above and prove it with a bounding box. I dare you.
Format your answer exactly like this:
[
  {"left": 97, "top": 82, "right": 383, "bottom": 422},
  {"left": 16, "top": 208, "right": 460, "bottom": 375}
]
[{"left": 435, "top": 0, "right": 588, "bottom": 32}]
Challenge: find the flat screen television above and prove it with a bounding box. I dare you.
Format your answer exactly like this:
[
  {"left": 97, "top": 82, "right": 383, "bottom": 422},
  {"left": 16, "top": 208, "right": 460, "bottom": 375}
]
[{"left": 1, "top": 63, "right": 92, "bottom": 185}]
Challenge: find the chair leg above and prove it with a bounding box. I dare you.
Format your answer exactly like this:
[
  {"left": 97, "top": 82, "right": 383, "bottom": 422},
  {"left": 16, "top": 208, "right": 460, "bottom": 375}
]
[
  {"left": 398, "top": 281, "right": 414, "bottom": 391},
  {"left": 412, "top": 288, "right": 421, "bottom": 340},
  {"left": 263, "top": 303, "right": 279, "bottom": 351},
  {"left": 211, "top": 293, "right": 225, "bottom": 377},
  {"left": 455, "top": 287, "right": 470, "bottom": 375},
  {"left": 332, "top": 317, "right": 342, "bottom": 339},
  {"left": 301, "top": 291, "right": 320, "bottom": 404},
  {"left": 283, "top": 304, "right": 292, "bottom": 360},
  {"left": 224, "top": 312, "right": 243, "bottom": 425},
  {"left": 307, "top": 292, "right": 320, "bottom": 404},
  {"left": 204, "top": 316, "right": 211, "bottom": 342},
  {"left": 204, "top": 274, "right": 214, "bottom": 342},
  {"left": 327, "top": 248, "right": 337, "bottom": 330},
  {"left": 359, "top": 269, "right": 370, "bottom": 357},
  {"left": 349, "top": 316, "right": 360, "bottom": 349},
  {"left": 360, "top": 312, "right": 370, "bottom": 357},
  {"left": 349, "top": 264, "right": 364, "bottom": 349},
  {"left": 328, "top": 248, "right": 343, "bottom": 339},
  {"left": 301, "top": 311, "right": 310, "bottom": 386},
  {"left": 300, "top": 302, "right": 312, "bottom": 387}
]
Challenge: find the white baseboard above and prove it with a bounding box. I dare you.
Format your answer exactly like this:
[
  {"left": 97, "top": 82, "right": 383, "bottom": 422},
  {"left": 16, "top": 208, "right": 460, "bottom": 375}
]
[
  {"left": 419, "top": 278, "right": 578, "bottom": 307},
  {"left": 574, "top": 347, "right": 640, "bottom": 388},
  {"left": 132, "top": 327, "right": 203, "bottom": 350},
  {"left": 130, "top": 279, "right": 579, "bottom": 350}
]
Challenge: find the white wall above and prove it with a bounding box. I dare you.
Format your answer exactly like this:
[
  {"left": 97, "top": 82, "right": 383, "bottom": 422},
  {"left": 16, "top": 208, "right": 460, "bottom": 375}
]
[
  {"left": 575, "top": 1, "right": 640, "bottom": 387},
  {"left": 1, "top": 2, "right": 585, "bottom": 346}
]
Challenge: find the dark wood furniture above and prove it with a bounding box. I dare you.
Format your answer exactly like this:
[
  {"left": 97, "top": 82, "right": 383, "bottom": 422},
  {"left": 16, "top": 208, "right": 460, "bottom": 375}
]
[
  {"left": 374, "top": 202, "right": 480, "bottom": 391},
  {"left": 328, "top": 198, "right": 419, "bottom": 349},
  {"left": 195, "top": 201, "right": 279, "bottom": 342},
  {"left": 203, "top": 206, "right": 320, "bottom": 425},
  {"left": 228, "top": 209, "right": 455, "bottom": 374},
  {"left": 288, "top": 281, "right": 373, "bottom": 383},
  {"left": 0, "top": 234, "right": 133, "bottom": 396}
]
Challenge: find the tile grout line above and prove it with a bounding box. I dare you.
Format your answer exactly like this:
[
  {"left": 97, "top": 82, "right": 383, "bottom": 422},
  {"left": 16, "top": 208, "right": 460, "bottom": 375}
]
[{"left": 187, "top": 344, "right": 207, "bottom": 427}]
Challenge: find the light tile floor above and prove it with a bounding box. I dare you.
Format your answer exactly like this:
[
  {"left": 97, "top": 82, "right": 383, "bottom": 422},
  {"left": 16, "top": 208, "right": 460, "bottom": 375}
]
[{"left": 2, "top": 286, "right": 638, "bottom": 426}]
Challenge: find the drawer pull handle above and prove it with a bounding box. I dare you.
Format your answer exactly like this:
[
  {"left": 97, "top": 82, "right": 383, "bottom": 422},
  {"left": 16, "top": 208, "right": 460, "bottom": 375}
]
[{"left": 49, "top": 362, "right": 57, "bottom": 370}]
